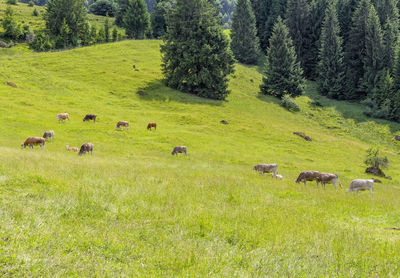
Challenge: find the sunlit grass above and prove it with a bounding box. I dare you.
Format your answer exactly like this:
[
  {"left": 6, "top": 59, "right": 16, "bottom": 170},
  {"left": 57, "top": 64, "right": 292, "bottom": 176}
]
[{"left": 0, "top": 40, "right": 400, "bottom": 276}]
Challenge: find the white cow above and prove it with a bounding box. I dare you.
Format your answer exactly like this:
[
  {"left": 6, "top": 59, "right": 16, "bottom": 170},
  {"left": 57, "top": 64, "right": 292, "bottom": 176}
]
[{"left": 346, "top": 179, "right": 382, "bottom": 195}]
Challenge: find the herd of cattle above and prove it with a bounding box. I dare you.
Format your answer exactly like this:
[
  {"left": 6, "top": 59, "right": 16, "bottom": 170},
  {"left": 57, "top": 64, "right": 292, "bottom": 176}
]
[
  {"left": 253, "top": 164, "right": 382, "bottom": 195},
  {"left": 21, "top": 113, "right": 172, "bottom": 156},
  {"left": 21, "top": 114, "right": 380, "bottom": 195}
]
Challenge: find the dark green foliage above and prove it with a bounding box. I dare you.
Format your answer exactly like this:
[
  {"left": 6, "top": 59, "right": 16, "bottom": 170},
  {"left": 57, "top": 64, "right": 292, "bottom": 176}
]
[
  {"left": 6, "top": 0, "right": 17, "bottom": 4},
  {"left": 230, "top": 0, "right": 259, "bottom": 64},
  {"left": 285, "top": 0, "right": 312, "bottom": 78},
  {"left": 260, "top": 17, "right": 304, "bottom": 98},
  {"left": 28, "top": 0, "right": 35, "bottom": 6},
  {"left": 121, "top": 0, "right": 150, "bottom": 39},
  {"left": 281, "top": 94, "right": 300, "bottom": 111},
  {"left": 344, "top": 0, "right": 372, "bottom": 99},
  {"left": 80, "top": 22, "right": 91, "bottom": 45},
  {"left": 161, "top": 0, "right": 235, "bottom": 100},
  {"left": 151, "top": 0, "right": 174, "bottom": 38},
  {"left": 89, "top": 0, "right": 118, "bottom": 16},
  {"left": 32, "top": 8, "right": 40, "bottom": 16},
  {"left": 360, "top": 5, "right": 383, "bottom": 96},
  {"left": 44, "top": 0, "right": 88, "bottom": 47},
  {"left": 2, "top": 5, "right": 22, "bottom": 40},
  {"left": 251, "top": 0, "right": 287, "bottom": 51},
  {"left": 104, "top": 18, "right": 110, "bottom": 42},
  {"left": 29, "top": 31, "right": 54, "bottom": 51},
  {"left": 317, "top": 3, "right": 345, "bottom": 99},
  {"left": 112, "top": 27, "right": 118, "bottom": 41},
  {"left": 364, "top": 147, "right": 389, "bottom": 169},
  {"left": 337, "top": 0, "right": 358, "bottom": 42},
  {"left": 90, "top": 25, "right": 98, "bottom": 43}
]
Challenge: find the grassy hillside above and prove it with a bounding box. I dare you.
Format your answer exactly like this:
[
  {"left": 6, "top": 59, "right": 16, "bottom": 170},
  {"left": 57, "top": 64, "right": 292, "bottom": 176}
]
[
  {"left": 1, "top": 40, "right": 400, "bottom": 276},
  {"left": 0, "top": 0, "right": 122, "bottom": 34}
]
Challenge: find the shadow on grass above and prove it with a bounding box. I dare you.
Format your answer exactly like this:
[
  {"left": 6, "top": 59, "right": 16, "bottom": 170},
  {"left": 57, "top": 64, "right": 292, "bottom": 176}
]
[
  {"left": 137, "top": 80, "right": 223, "bottom": 106},
  {"left": 303, "top": 81, "right": 400, "bottom": 134}
]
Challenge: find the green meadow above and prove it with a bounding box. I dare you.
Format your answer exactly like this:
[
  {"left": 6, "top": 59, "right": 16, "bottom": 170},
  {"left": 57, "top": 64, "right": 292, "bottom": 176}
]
[
  {"left": 0, "top": 1, "right": 122, "bottom": 34},
  {"left": 0, "top": 40, "right": 400, "bottom": 276}
]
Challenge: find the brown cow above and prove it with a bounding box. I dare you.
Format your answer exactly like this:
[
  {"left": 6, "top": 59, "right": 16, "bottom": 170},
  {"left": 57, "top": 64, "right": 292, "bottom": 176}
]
[
  {"left": 116, "top": 121, "right": 129, "bottom": 130},
  {"left": 57, "top": 113, "right": 70, "bottom": 123},
  {"left": 66, "top": 145, "right": 79, "bottom": 152},
  {"left": 172, "top": 146, "right": 187, "bottom": 156},
  {"left": 43, "top": 130, "right": 55, "bottom": 141},
  {"left": 317, "top": 173, "right": 342, "bottom": 190},
  {"left": 79, "top": 143, "right": 94, "bottom": 156},
  {"left": 21, "top": 137, "right": 45, "bottom": 150},
  {"left": 83, "top": 114, "right": 97, "bottom": 122},
  {"left": 296, "top": 171, "right": 321, "bottom": 185},
  {"left": 147, "top": 122, "right": 157, "bottom": 130}
]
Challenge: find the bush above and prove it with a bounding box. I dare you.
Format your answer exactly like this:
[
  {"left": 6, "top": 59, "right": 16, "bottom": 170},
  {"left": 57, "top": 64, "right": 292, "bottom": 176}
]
[
  {"left": 28, "top": 0, "right": 34, "bottom": 6},
  {"left": 365, "top": 148, "right": 389, "bottom": 170},
  {"left": 32, "top": 8, "right": 39, "bottom": 16},
  {"left": 29, "top": 31, "right": 54, "bottom": 51},
  {"left": 89, "top": 0, "right": 117, "bottom": 17},
  {"left": 6, "top": 0, "right": 17, "bottom": 5},
  {"left": 281, "top": 95, "right": 300, "bottom": 112}
]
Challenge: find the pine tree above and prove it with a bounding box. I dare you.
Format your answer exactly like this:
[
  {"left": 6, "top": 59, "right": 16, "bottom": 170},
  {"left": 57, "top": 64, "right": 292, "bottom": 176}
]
[
  {"left": 372, "top": 0, "right": 399, "bottom": 26},
  {"left": 161, "top": 0, "right": 235, "bottom": 100},
  {"left": 230, "top": 0, "right": 259, "bottom": 64},
  {"left": 337, "top": 0, "right": 358, "bottom": 42},
  {"left": 90, "top": 25, "right": 98, "bottom": 44},
  {"left": 317, "top": 3, "right": 345, "bottom": 99},
  {"left": 344, "top": 0, "right": 372, "bottom": 99},
  {"left": 112, "top": 27, "right": 118, "bottom": 41},
  {"left": 260, "top": 17, "right": 304, "bottom": 98},
  {"left": 122, "top": 0, "right": 150, "bottom": 39},
  {"left": 382, "top": 20, "right": 398, "bottom": 71},
  {"left": 361, "top": 5, "right": 383, "bottom": 96},
  {"left": 394, "top": 48, "right": 400, "bottom": 90},
  {"left": 2, "top": 5, "right": 21, "bottom": 40},
  {"left": 44, "top": 0, "right": 88, "bottom": 47},
  {"left": 104, "top": 18, "right": 110, "bottom": 42},
  {"left": 151, "top": 0, "right": 173, "bottom": 38},
  {"left": 308, "top": 0, "right": 329, "bottom": 79},
  {"left": 285, "top": 0, "right": 312, "bottom": 77}
]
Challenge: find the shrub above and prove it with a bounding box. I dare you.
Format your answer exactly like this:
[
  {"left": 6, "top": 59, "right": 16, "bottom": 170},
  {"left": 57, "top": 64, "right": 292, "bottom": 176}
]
[
  {"left": 6, "top": 0, "right": 17, "bottom": 5},
  {"left": 281, "top": 95, "right": 300, "bottom": 112},
  {"left": 28, "top": 1, "right": 34, "bottom": 7},
  {"left": 365, "top": 148, "right": 389, "bottom": 170},
  {"left": 32, "top": 8, "right": 39, "bottom": 16},
  {"left": 89, "top": 0, "right": 117, "bottom": 17},
  {"left": 29, "top": 31, "right": 54, "bottom": 51}
]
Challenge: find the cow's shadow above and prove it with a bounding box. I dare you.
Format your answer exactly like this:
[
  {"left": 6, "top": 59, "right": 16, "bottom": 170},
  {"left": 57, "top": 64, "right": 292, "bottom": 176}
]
[{"left": 137, "top": 80, "right": 224, "bottom": 106}]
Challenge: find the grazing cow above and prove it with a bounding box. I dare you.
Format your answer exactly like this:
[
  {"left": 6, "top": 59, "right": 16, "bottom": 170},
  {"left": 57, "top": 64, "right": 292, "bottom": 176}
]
[
  {"left": 171, "top": 146, "right": 187, "bottom": 156},
  {"left": 66, "top": 145, "right": 79, "bottom": 152},
  {"left": 116, "top": 121, "right": 129, "bottom": 130},
  {"left": 43, "top": 130, "right": 55, "bottom": 141},
  {"left": 78, "top": 143, "right": 94, "bottom": 156},
  {"left": 296, "top": 171, "right": 321, "bottom": 185},
  {"left": 57, "top": 113, "right": 70, "bottom": 123},
  {"left": 253, "top": 164, "right": 278, "bottom": 178},
  {"left": 147, "top": 122, "right": 157, "bottom": 130},
  {"left": 346, "top": 179, "right": 382, "bottom": 195},
  {"left": 317, "top": 173, "right": 342, "bottom": 190},
  {"left": 83, "top": 114, "right": 97, "bottom": 123},
  {"left": 21, "top": 137, "right": 45, "bottom": 150}
]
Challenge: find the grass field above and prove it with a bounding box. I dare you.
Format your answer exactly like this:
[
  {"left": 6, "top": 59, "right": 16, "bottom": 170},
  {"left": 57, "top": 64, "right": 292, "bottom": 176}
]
[
  {"left": 0, "top": 0, "right": 122, "bottom": 35},
  {"left": 1, "top": 40, "right": 400, "bottom": 276}
]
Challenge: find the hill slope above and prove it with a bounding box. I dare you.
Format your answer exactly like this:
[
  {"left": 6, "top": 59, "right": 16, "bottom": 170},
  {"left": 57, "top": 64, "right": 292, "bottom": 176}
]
[{"left": 0, "top": 40, "right": 400, "bottom": 276}]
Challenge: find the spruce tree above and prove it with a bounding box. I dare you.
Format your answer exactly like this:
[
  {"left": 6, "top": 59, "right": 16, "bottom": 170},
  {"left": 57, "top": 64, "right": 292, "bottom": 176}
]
[
  {"left": 104, "top": 18, "right": 110, "bottom": 42},
  {"left": 393, "top": 48, "right": 400, "bottom": 90},
  {"left": 161, "top": 0, "right": 235, "bottom": 100},
  {"left": 123, "top": 0, "right": 150, "bottom": 39},
  {"left": 230, "top": 0, "right": 259, "bottom": 64},
  {"left": 2, "top": 5, "right": 21, "bottom": 40},
  {"left": 361, "top": 5, "right": 383, "bottom": 96},
  {"left": 317, "top": 3, "right": 345, "bottom": 99},
  {"left": 44, "top": 0, "right": 88, "bottom": 46},
  {"left": 151, "top": 0, "right": 173, "bottom": 38},
  {"left": 344, "top": 0, "right": 372, "bottom": 99},
  {"left": 337, "top": 0, "right": 358, "bottom": 42},
  {"left": 382, "top": 20, "right": 398, "bottom": 71},
  {"left": 285, "top": 0, "right": 312, "bottom": 78},
  {"left": 260, "top": 17, "right": 304, "bottom": 98}
]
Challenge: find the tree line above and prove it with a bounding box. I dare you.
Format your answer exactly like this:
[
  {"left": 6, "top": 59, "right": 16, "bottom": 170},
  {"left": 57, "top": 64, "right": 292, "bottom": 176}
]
[{"left": 229, "top": 0, "right": 400, "bottom": 121}]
